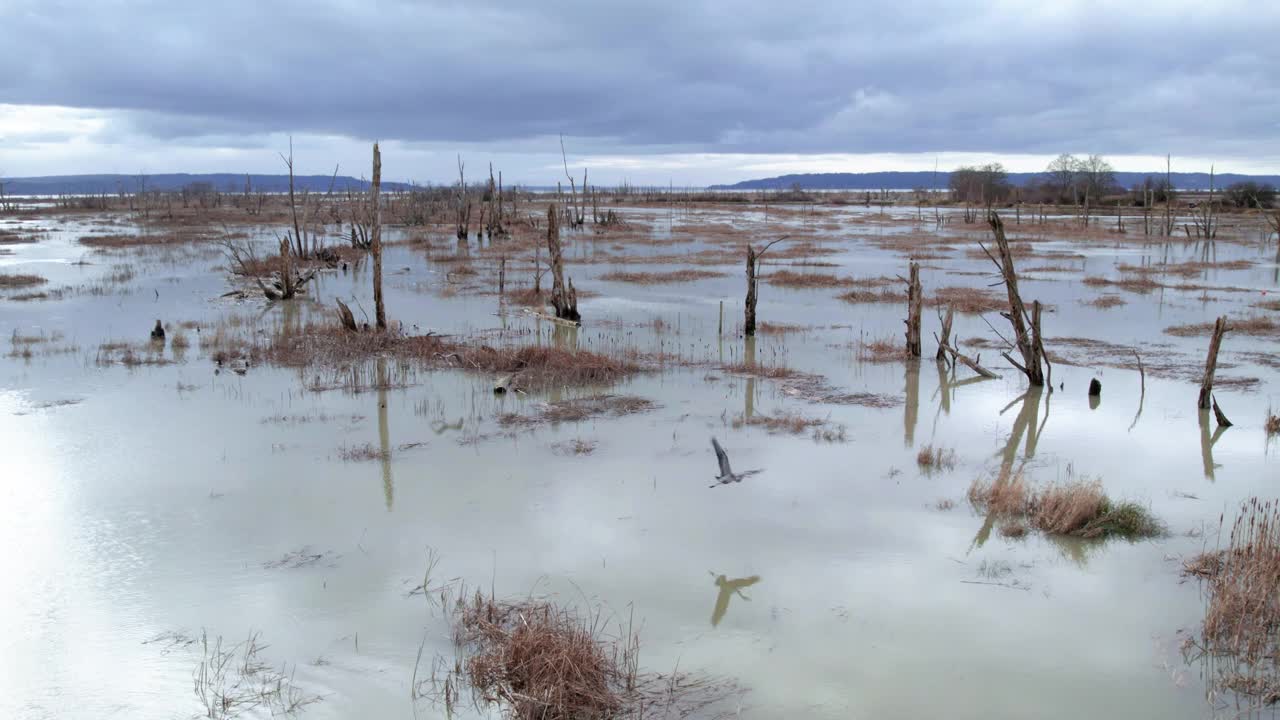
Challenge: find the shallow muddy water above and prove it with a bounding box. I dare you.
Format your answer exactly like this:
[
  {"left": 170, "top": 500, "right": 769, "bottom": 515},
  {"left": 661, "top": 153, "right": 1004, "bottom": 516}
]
[{"left": 2, "top": 204, "right": 1278, "bottom": 718}]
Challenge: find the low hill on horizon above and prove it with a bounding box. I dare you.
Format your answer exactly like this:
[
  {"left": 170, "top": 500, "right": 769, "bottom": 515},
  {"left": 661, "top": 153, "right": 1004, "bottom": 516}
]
[
  {"left": 710, "top": 171, "right": 1280, "bottom": 192},
  {"left": 0, "top": 173, "right": 418, "bottom": 195}
]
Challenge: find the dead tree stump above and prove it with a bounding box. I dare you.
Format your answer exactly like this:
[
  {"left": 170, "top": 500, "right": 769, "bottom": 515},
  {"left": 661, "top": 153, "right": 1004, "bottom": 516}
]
[
  {"left": 904, "top": 261, "right": 922, "bottom": 357},
  {"left": 1212, "top": 395, "right": 1233, "bottom": 427},
  {"left": 1198, "top": 316, "right": 1228, "bottom": 409},
  {"left": 1088, "top": 378, "right": 1101, "bottom": 396},
  {"left": 984, "top": 213, "right": 1049, "bottom": 387},
  {"left": 371, "top": 142, "right": 386, "bottom": 331},
  {"left": 745, "top": 244, "right": 759, "bottom": 337},
  {"left": 335, "top": 298, "right": 357, "bottom": 332},
  {"left": 546, "top": 203, "right": 579, "bottom": 323}
]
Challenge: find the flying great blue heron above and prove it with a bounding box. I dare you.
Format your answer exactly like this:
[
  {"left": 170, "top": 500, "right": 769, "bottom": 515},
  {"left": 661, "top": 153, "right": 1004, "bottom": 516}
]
[{"left": 710, "top": 436, "right": 761, "bottom": 487}]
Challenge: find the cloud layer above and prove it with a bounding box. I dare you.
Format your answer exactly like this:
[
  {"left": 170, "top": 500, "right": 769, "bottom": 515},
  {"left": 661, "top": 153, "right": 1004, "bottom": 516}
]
[{"left": 2, "top": 1, "right": 1278, "bottom": 182}]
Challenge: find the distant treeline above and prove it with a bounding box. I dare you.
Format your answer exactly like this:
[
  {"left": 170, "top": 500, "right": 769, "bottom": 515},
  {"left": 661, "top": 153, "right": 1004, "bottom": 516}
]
[{"left": 0, "top": 173, "right": 418, "bottom": 196}]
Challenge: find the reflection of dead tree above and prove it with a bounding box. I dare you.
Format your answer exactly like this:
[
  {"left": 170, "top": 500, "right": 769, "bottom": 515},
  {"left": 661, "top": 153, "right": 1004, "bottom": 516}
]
[
  {"left": 1128, "top": 350, "right": 1145, "bottom": 432},
  {"left": 980, "top": 212, "right": 1050, "bottom": 387},
  {"left": 972, "top": 388, "right": 1046, "bottom": 550},
  {"left": 1199, "top": 409, "right": 1227, "bottom": 480},
  {"left": 743, "top": 236, "right": 788, "bottom": 337},
  {"left": 1198, "top": 316, "right": 1228, "bottom": 410},
  {"left": 904, "top": 359, "right": 920, "bottom": 447},
  {"left": 903, "top": 261, "right": 923, "bottom": 356},
  {"left": 546, "top": 204, "right": 580, "bottom": 323}
]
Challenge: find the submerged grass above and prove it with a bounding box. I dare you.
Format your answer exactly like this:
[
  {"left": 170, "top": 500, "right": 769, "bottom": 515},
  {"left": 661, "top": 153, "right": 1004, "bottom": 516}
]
[
  {"left": 599, "top": 269, "right": 725, "bottom": 284},
  {"left": 0, "top": 273, "right": 47, "bottom": 289}
]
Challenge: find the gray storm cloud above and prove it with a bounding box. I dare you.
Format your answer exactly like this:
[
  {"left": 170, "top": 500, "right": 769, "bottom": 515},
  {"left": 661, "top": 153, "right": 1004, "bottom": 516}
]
[{"left": 1, "top": 0, "right": 1278, "bottom": 176}]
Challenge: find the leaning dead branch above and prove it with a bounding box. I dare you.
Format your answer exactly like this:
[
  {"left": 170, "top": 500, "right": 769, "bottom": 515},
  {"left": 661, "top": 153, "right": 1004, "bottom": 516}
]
[
  {"left": 980, "top": 212, "right": 1050, "bottom": 387},
  {"left": 1198, "top": 315, "right": 1228, "bottom": 410},
  {"left": 935, "top": 337, "right": 999, "bottom": 379}
]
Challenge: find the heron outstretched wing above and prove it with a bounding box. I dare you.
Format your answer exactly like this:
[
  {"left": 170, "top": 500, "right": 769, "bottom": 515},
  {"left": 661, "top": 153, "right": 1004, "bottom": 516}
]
[{"left": 711, "top": 436, "right": 733, "bottom": 477}]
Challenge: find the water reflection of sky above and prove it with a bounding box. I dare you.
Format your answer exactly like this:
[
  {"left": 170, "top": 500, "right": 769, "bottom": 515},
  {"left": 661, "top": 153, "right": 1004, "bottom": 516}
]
[{"left": 1, "top": 206, "right": 1277, "bottom": 718}]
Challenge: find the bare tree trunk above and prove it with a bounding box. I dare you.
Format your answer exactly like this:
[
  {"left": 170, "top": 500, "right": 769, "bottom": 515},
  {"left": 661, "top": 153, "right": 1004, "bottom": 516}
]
[
  {"left": 546, "top": 203, "right": 579, "bottom": 322},
  {"left": 904, "top": 261, "right": 922, "bottom": 357},
  {"left": 371, "top": 142, "right": 386, "bottom": 331},
  {"left": 936, "top": 306, "right": 954, "bottom": 362},
  {"left": 279, "top": 235, "right": 295, "bottom": 299},
  {"left": 985, "top": 213, "right": 1047, "bottom": 386},
  {"left": 744, "top": 244, "right": 759, "bottom": 337},
  {"left": 1198, "top": 315, "right": 1227, "bottom": 410}
]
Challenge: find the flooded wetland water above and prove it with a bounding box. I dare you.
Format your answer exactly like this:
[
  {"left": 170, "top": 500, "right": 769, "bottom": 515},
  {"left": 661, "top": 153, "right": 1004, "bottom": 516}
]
[{"left": 2, "top": 198, "right": 1279, "bottom": 718}]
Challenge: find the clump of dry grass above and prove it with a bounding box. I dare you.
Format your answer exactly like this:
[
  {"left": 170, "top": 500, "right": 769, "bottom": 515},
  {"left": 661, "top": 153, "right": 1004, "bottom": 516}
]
[
  {"left": 916, "top": 445, "right": 957, "bottom": 472},
  {"left": 856, "top": 337, "right": 909, "bottom": 363},
  {"left": 1182, "top": 499, "right": 1280, "bottom": 704},
  {"left": 262, "top": 326, "right": 641, "bottom": 389},
  {"left": 551, "top": 438, "right": 599, "bottom": 456},
  {"left": 720, "top": 361, "right": 798, "bottom": 379},
  {"left": 930, "top": 286, "right": 1005, "bottom": 314},
  {"left": 431, "top": 590, "right": 737, "bottom": 720},
  {"left": 756, "top": 321, "right": 808, "bottom": 335},
  {"left": 79, "top": 232, "right": 210, "bottom": 248},
  {"left": 0, "top": 273, "right": 47, "bottom": 289},
  {"left": 1083, "top": 275, "right": 1162, "bottom": 294},
  {"left": 7, "top": 291, "right": 50, "bottom": 301},
  {"left": 968, "top": 473, "right": 1160, "bottom": 539},
  {"left": 764, "top": 269, "right": 848, "bottom": 288},
  {"left": 968, "top": 472, "right": 1031, "bottom": 518},
  {"left": 1165, "top": 315, "right": 1280, "bottom": 338},
  {"left": 733, "top": 411, "right": 847, "bottom": 442},
  {"left": 837, "top": 287, "right": 907, "bottom": 305},
  {"left": 1084, "top": 294, "right": 1126, "bottom": 309},
  {"left": 599, "top": 269, "right": 724, "bottom": 284},
  {"left": 1267, "top": 413, "right": 1280, "bottom": 437},
  {"left": 498, "top": 395, "right": 656, "bottom": 427}
]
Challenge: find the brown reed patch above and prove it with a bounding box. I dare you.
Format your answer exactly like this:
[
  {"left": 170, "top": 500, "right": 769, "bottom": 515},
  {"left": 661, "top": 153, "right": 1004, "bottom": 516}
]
[
  {"left": 262, "top": 326, "right": 641, "bottom": 389},
  {"left": 79, "top": 232, "right": 212, "bottom": 248},
  {"left": 0, "top": 273, "right": 47, "bottom": 289},
  {"left": 1255, "top": 299, "right": 1280, "bottom": 312},
  {"left": 598, "top": 269, "right": 725, "bottom": 284},
  {"left": 756, "top": 321, "right": 809, "bottom": 335},
  {"left": 1165, "top": 315, "right": 1280, "bottom": 338},
  {"left": 856, "top": 337, "right": 910, "bottom": 363},
  {"left": 433, "top": 590, "right": 738, "bottom": 719},
  {"left": 1266, "top": 414, "right": 1280, "bottom": 437},
  {"left": 969, "top": 473, "right": 1160, "bottom": 539},
  {"left": 1182, "top": 499, "right": 1280, "bottom": 704},
  {"left": 497, "top": 395, "right": 657, "bottom": 427},
  {"left": 505, "top": 287, "right": 546, "bottom": 307},
  {"left": 6, "top": 291, "right": 50, "bottom": 301},
  {"left": 1084, "top": 295, "right": 1127, "bottom": 309},
  {"left": 916, "top": 445, "right": 957, "bottom": 471},
  {"left": 733, "top": 411, "right": 847, "bottom": 442},
  {"left": 1082, "top": 275, "right": 1162, "bottom": 294},
  {"left": 763, "top": 269, "right": 848, "bottom": 288},
  {"left": 930, "top": 286, "right": 1005, "bottom": 314}
]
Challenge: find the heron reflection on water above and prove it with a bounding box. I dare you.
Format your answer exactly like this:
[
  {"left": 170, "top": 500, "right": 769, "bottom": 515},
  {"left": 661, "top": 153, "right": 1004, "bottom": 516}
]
[{"left": 709, "top": 572, "right": 761, "bottom": 627}]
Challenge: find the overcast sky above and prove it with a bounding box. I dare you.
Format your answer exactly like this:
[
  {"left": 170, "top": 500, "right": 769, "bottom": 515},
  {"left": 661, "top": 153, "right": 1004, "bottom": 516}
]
[{"left": 2, "top": 0, "right": 1278, "bottom": 185}]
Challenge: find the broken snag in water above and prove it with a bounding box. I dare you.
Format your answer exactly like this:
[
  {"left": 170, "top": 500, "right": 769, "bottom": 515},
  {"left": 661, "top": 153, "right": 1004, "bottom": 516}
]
[{"left": 1088, "top": 378, "right": 1101, "bottom": 396}]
